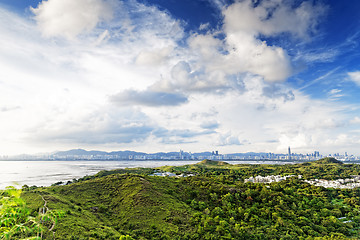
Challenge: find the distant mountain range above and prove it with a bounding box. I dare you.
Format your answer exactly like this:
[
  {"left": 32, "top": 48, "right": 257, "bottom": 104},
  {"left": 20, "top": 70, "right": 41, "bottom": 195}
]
[
  {"left": 6, "top": 148, "right": 334, "bottom": 161},
  {"left": 53, "top": 148, "right": 273, "bottom": 155},
  {"left": 52, "top": 149, "right": 272, "bottom": 157},
  {"left": 51, "top": 148, "right": 216, "bottom": 159},
  {"left": 5, "top": 148, "right": 275, "bottom": 160},
  {"left": 53, "top": 149, "right": 148, "bottom": 157}
]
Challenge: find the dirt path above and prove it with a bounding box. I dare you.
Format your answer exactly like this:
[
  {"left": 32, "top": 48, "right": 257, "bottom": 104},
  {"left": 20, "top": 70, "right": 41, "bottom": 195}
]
[{"left": 39, "top": 194, "right": 56, "bottom": 238}]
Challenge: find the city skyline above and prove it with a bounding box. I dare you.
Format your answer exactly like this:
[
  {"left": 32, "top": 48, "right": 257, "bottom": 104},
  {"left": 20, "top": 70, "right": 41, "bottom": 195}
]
[
  {"left": 2, "top": 147, "right": 359, "bottom": 162},
  {"left": 1, "top": 0, "right": 360, "bottom": 155}
]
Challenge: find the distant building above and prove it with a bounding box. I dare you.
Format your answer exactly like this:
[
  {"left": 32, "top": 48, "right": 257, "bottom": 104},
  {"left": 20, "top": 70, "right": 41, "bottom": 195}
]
[
  {"left": 288, "top": 146, "right": 291, "bottom": 160},
  {"left": 179, "top": 149, "right": 184, "bottom": 160}
]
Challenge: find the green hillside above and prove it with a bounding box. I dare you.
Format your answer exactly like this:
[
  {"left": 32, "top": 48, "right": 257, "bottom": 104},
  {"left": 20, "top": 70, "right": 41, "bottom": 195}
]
[
  {"left": 22, "top": 174, "right": 196, "bottom": 239},
  {"left": 196, "top": 159, "right": 230, "bottom": 166},
  {"left": 7, "top": 158, "right": 360, "bottom": 239},
  {"left": 311, "top": 157, "right": 344, "bottom": 165}
]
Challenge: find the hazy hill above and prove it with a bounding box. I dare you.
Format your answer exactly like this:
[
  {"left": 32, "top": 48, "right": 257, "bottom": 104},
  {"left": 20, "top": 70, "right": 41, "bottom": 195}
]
[
  {"left": 311, "top": 157, "right": 343, "bottom": 165},
  {"left": 54, "top": 149, "right": 108, "bottom": 156},
  {"left": 196, "top": 159, "right": 229, "bottom": 166}
]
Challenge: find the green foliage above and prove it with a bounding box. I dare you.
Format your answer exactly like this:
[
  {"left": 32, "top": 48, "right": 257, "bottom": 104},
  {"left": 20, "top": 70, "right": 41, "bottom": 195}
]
[
  {"left": 0, "top": 187, "right": 41, "bottom": 239},
  {"left": 0, "top": 186, "right": 65, "bottom": 240},
  {"left": 119, "top": 235, "right": 134, "bottom": 240},
  {"left": 18, "top": 159, "right": 360, "bottom": 239},
  {"left": 313, "top": 157, "right": 343, "bottom": 165},
  {"left": 157, "top": 157, "right": 360, "bottom": 181}
]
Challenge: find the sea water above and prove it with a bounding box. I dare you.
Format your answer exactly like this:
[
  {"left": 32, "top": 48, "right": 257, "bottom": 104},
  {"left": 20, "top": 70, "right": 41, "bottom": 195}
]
[{"left": 0, "top": 160, "right": 294, "bottom": 189}]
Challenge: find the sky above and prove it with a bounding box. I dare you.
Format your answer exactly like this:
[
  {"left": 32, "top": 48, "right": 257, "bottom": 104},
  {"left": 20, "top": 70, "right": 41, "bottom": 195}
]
[{"left": 1, "top": 0, "right": 360, "bottom": 156}]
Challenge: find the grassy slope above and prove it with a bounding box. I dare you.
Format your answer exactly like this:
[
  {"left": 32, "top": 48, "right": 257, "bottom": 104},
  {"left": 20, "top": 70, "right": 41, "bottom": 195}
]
[{"left": 23, "top": 174, "right": 195, "bottom": 239}]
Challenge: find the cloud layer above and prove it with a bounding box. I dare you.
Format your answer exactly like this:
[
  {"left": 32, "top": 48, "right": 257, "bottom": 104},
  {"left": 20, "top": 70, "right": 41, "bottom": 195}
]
[
  {"left": 0, "top": 0, "right": 359, "bottom": 156},
  {"left": 110, "top": 90, "right": 188, "bottom": 106}
]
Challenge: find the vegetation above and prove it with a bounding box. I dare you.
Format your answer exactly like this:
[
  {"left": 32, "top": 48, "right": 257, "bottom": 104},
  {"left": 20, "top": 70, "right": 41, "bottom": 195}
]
[
  {"left": 0, "top": 186, "right": 64, "bottom": 239},
  {"left": 5, "top": 158, "right": 360, "bottom": 239},
  {"left": 158, "top": 158, "right": 360, "bottom": 181}
]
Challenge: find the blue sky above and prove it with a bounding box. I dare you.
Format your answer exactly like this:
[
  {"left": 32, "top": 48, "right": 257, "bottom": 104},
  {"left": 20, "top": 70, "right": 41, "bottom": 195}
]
[{"left": 1, "top": 0, "right": 360, "bottom": 156}]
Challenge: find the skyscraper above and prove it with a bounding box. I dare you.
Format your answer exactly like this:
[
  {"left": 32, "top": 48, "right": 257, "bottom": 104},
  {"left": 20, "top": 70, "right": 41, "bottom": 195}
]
[{"left": 288, "top": 146, "right": 291, "bottom": 160}]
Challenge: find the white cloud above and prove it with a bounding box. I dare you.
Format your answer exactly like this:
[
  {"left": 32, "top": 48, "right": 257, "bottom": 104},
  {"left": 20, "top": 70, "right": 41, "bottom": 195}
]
[
  {"left": 151, "top": 60, "right": 231, "bottom": 93},
  {"left": 223, "top": 0, "right": 326, "bottom": 38},
  {"left": 183, "top": 0, "right": 327, "bottom": 83},
  {"left": 348, "top": 71, "right": 360, "bottom": 86},
  {"left": 187, "top": 31, "right": 292, "bottom": 83},
  {"left": 296, "top": 49, "right": 339, "bottom": 63},
  {"left": 27, "top": 107, "right": 156, "bottom": 145},
  {"left": 329, "top": 89, "right": 341, "bottom": 95},
  {"left": 2, "top": 0, "right": 360, "bottom": 156},
  {"left": 350, "top": 117, "right": 360, "bottom": 124},
  {"left": 188, "top": 33, "right": 223, "bottom": 61},
  {"left": 212, "top": 0, "right": 326, "bottom": 82},
  {"left": 0, "top": 3, "right": 184, "bottom": 154},
  {"left": 135, "top": 47, "right": 173, "bottom": 66},
  {"left": 328, "top": 88, "right": 343, "bottom": 100},
  {"left": 31, "top": 0, "right": 115, "bottom": 39},
  {"left": 216, "top": 132, "right": 242, "bottom": 146}
]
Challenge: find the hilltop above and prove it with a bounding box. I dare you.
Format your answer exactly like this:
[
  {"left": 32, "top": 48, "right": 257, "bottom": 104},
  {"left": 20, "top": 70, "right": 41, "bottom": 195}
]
[
  {"left": 196, "top": 159, "right": 229, "bottom": 166},
  {"left": 312, "top": 157, "right": 343, "bottom": 165}
]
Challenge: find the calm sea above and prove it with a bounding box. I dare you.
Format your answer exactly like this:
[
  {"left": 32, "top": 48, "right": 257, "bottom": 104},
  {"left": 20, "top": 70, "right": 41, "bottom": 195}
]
[{"left": 0, "top": 160, "right": 294, "bottom": 189}]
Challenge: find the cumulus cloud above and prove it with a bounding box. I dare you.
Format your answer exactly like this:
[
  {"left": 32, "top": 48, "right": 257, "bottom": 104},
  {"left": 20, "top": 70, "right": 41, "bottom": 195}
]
[
  {"left": 223, "top": 0, "right": 326, "bottom": 38},
  {"left": 184, "top": 0, "right": 326, "bottom": 83},
  {"left": 348, "top": 71, "right": 360, "bottom": 86},
  {"left": 188, "top": 33, "right": 223, "bottom": 61},
  {"left": 31, "top": 0, "right": 115, "bottom": 39},
  {"left": 216, "top": 132, "right": 242, "bottom": 146},
  {"left": 110, "top": 89, "right": 188, "bottom": 107},
  {"left": 220, "top": 0, "right": 304, "bottom": 82},
  {"left": 224, "top": 35, "right": 292, "bottom": 82},
  {"left": 151, "top": 61, "right": 231, "bottom": 93}
]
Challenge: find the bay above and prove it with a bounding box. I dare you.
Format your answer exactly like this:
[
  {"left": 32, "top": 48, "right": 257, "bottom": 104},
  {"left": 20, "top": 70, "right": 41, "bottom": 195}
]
[{"left": 0, "top": 160, "right": 295, "bottom": 189}]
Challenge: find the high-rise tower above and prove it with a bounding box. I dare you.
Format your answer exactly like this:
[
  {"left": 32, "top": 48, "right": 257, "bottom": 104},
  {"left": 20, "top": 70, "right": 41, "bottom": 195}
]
[{"left": 288, "top": 146, "right": 291, "bottom": 160}]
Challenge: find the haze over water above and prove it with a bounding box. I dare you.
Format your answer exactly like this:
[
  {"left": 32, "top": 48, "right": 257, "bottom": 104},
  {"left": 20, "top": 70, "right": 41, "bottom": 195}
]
[{"left": 0, "top": 160, "right": 294, "bottom": 189}]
